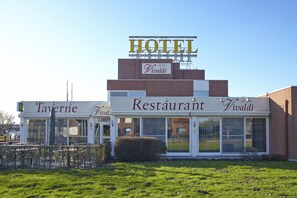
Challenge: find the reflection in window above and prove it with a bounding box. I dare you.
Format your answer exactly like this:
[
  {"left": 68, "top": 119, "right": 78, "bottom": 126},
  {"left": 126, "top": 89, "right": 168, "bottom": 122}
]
[
  {"left": 143, "top": 118, "right": 166, "bottom": 142},
  {"left": 222, "top": 118, "right": 244, "bottom": 153},
  {"left": 55, "top": 119, "right": 67, "bottom": 145},
  {"left": 167, "top": 118, "right": 189, "bottom": 152},
  {"left": 103, "top": 125, "right": 110, "bottom": 139},
  {"left": 94, "top": 123, "right": 100, "bottom": 144},
  {"left": 246, "top": 118, "right": 266, "bottom": 152},
  {"left": 68, "top": 119, "right": 88, "bottom": 145},
  {"left": 118, "top": 117, "right": 140, "bottom": 137},
  {"left": 199, "top": 118, "right": 220, "bottom": 153},
  {"left": 27, "top": 119, "right": 46, "bottom": 144}
]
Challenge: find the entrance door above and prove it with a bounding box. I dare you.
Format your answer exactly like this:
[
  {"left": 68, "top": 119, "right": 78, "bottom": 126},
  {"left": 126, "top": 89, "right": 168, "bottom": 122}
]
[
  {"left": 197, "top": 117, "right": 220, "bottom": 154},
  {"left": 94, "top": 122, "right": 110, "bottom": 144}
]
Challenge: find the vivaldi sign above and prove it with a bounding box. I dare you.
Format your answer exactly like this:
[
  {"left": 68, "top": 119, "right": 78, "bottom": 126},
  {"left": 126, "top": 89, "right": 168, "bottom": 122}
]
[
  {"left": 94, "top": 105, "right": 110, "bottom": 116},
  {"left": 142, "top": 63, "right": 171, "bottom": 74},
  {"left": 129, "top": 36, "right": 198, "bottom": 62}
]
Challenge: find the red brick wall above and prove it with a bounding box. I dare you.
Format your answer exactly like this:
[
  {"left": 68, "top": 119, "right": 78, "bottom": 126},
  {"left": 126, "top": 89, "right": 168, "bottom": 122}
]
[
  {"left": 267, "top": 86, "right": 297, "bottom": 160},
  {"left": 107, "top": 79, "right": 229, "bottom": 97},
  {"left": 174, "top": 70, "right": 205, "bottom": 80},
  {"left": 113, "top": 59, "right": 228, "bottom": 97},
  {"left": 289, "top": 87, "right": 297, "bottom": 160},
  {"left": 107, "top": 80, "right": 194, "bottom": 96},
  {"left": 209, "top": 80, "right": 228, "bottom": 97}
]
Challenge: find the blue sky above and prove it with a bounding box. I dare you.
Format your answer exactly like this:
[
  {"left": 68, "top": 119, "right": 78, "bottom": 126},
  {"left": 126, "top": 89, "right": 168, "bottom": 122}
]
[{"left": 0, "top": 0, "right": 297, "bottom": 121}]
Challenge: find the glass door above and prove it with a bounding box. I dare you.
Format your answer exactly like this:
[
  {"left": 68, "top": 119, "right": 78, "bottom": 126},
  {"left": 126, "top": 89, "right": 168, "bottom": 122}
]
[
  {"left": 198, "top": 118, "right": 220, "bottom": 153},
  {"left": 94, "top": 122, "right": 110, "bottom": 144}
]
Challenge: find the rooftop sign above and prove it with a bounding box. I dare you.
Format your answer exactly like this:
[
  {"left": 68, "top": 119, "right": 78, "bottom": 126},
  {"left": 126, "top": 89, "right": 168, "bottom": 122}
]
[
  {"left": 142, "top": 63, "right": 171, "bottom": 75},
  {"left": 129, "top": 36, "right": 198, "bottom": 62}
]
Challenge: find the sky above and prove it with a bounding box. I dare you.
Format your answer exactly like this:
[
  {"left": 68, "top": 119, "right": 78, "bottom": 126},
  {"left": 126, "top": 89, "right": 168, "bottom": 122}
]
[{"left": 0, "top": 0, "right": 297, "bottom": 122}]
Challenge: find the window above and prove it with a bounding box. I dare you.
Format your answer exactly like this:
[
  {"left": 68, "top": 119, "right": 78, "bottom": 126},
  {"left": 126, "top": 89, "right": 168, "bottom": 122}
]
[
  {"left": 110, "top": 92, "right": 128, "bottom": 97},
  {"left": 94, "top": 117, "right": 110, "bottom": 144},
  {"left": 143, "top": 118, "right": 166, "bottom": 142},
  {"left": 128, "top": 91, "right": 146, "bottom": 97},
  {"left": 27, "top": 119, "right": 46, "bottom": 144},
  {"left": 117, "top": 117, "right": 140, "bottom": 137},
  {"left": 199, "top": 118, "right": 220, "bottom": 153},
  {"left": 68, "top": 119, "right": 88, "bottom": 145},
  {"left": 109, "top": 91, "right": 146, "bottom": 97},
  {"left": 167, "top": 118, "right": 189, "bottom": 152},
  {"left": 222, "top": 118, "right": 244, "bottom": 153},
  {"left": 193, "top": 80, "right": 209, "bottom": 97},
  {"left": 55, "top": 119, "right": 68, "bottom": 145},
  {"left": 246, "top": 118, "right": 266, "bottom": 152},
  {"left": 194, "top": 91, "right": 209, "bottom": 97},
  {"left": 94, "top": 123, "right": 110, "bottom": 144}
]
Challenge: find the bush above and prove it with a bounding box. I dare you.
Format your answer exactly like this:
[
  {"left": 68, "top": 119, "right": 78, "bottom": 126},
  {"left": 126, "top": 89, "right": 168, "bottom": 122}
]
[
  {"left": 0, "top": 144, "right": 110, "bottom": 169},
  {"left": 261, "top": 154, "right": 286, "bottom": 161},
  {"left": 103, "top": 140, "right": 112, "bottom": 162},
  {"left": 115, "top": 137, "right": 166, "bottom": 162}
]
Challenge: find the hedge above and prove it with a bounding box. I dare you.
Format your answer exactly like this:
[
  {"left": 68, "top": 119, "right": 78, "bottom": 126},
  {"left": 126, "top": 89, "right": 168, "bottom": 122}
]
[
  {"left": 115, "top": 136, "right": 166, "bottom": 162},
  {"left": 0, "top": 142, "right": 111, "bottom": 169}
]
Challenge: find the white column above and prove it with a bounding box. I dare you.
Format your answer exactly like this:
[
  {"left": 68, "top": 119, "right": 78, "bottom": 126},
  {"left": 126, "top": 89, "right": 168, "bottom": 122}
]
[
  {"left": 191, "top": 117, "right": 198, "bottom": 157},
  {"left": 20, "top": 118, "right": 27, "bottom": 144},
  {"left": 88, "top": 117, "right": 94, "bottom": 144},
  {"left": 45, "top": 119, "right": 48, "bottom": 145},
  {"left": 99, "top": 123, "right": 103, "bottom": 144},
  {"left": 109, "top": 115, "right": 116, "bottom": 156}
]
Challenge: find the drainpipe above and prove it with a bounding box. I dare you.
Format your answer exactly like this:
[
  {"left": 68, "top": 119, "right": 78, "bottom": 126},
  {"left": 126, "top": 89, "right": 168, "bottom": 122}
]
[{"left": 284, "top": 100, "right": 289, "bottom": 161}]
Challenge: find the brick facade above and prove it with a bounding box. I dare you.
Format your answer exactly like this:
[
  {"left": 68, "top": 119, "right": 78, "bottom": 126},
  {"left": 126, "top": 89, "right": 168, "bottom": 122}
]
[
  {"left": 267, "top": 86, "right": 297, "bottom": 160},
  {"left": 108, "top": 59, "right": 228, "bottom": 97}
]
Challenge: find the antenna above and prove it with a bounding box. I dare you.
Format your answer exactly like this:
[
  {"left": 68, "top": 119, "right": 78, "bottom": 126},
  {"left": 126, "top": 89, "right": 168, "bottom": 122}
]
[
  {"left": 66, "top": 80, "right": 69, "bottom": 101},
  {"left": 71, "top": 82, "right": 73, "bottom": 101}
]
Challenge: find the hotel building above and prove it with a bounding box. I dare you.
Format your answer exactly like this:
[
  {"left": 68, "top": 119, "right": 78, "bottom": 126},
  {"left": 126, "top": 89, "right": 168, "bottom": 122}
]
[{"left": 17, "top": 36, "right": 297, "bottom": 160}]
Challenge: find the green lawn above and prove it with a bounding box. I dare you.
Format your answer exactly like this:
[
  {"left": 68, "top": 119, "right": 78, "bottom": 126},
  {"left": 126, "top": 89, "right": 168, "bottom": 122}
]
[{"left": 0, "top": 161, "right": 297, "bottom": 197}]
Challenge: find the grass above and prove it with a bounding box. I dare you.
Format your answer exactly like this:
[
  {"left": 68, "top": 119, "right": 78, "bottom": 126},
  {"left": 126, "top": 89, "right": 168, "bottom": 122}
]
[{"left": 0, "top": 161, "right": 297, "bottom": 197}]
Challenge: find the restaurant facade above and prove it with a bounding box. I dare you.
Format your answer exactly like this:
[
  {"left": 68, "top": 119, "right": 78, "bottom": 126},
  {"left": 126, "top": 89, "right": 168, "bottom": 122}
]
[
  {"left": 17, "top": 36, "right": 297, "bottom": 160},
  {"left": 18, "top": 101, "right": 110, "bottom": 145},
  {"left": 106, "top": 58, "right": 270, "bottom": 158}
]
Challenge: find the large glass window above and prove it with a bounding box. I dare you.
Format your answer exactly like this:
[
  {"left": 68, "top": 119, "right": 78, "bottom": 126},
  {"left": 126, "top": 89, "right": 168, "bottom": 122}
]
[
  {"left": 27, "top": 119, "right": 46, "bottom": 144},
  {"left": 118, "top": 117, "right": 140, "bottom": 137},
  {"left": 167, "top": 118, "right": 189, "bottom": 153},
  {"left": 246, "top": 118, "right": 266, "bottom": 152},
  {"left": 222, "top": 118, "right": 244, "bottom": 153},
  {"left": 68, "top": 119, "right": 88, "bottom": 145},
  {"left": 55, "top": 119, "right": 68, "bottom": 145},
  {"left": 199, "top": 118, "right": 220, "bottom": 153},
  {"left": 143, "top": 118, "right": 166, "bottom": 142}
]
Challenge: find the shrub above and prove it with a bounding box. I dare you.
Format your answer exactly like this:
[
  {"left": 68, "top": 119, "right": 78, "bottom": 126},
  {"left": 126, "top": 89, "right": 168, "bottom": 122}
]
[
  {"left": 103, "top": 140, "right": 112, "bottom": 162},
  {"left": 0, "top": 144, "right": 110, "bottom": 169},
  {"left": 261, "top": 154, "right": 286, "bottom": 161},
  {"left": 115, "top": 137, "right": 166, "bottom": 162}
]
